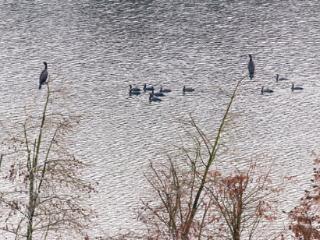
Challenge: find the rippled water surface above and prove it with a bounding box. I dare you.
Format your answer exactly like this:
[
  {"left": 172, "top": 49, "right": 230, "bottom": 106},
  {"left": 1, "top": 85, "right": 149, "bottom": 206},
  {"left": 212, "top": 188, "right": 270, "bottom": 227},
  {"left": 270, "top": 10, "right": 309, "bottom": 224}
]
[{"left": 0, "top": 0, "right": 320, "bottom": 237}]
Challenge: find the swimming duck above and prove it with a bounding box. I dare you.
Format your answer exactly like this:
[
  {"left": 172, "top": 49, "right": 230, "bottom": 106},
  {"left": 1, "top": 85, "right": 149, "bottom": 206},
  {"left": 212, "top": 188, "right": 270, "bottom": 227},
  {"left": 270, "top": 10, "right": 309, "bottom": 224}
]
[
  {"left": 129, "top": 85, "right": 141, "bottom": 95},
  {"left": 152, "top": 89, "right": 165, "bottom": 97},
  {"left": 129, "top": 85, "right": 141, "bottom": 92},
  {"left": 129, "top": 90, "right": 141, "bottom": 96},
  {"left": 160, "top": 86, "right": 171, "bottom": 93},
  {"left": 291, "top": 83, "right": 303, "bottom": 91},
  {"left": 183, "top": 86, "right": 195, "bottom": 94},
  {"left": 261, "top": 86, "right": 273, "bottom": 94},
  {"left": 248, "top": 54, "right": 255, "bottom": 80},
  {"left": 143, "top": 84, "right": 154, "bottom": 92},
  {"left": 149, "top": 93, "right": 161, "bottom": 102},
  {"left": 276, "top": 74, "right": 288, "bottom": 82}
]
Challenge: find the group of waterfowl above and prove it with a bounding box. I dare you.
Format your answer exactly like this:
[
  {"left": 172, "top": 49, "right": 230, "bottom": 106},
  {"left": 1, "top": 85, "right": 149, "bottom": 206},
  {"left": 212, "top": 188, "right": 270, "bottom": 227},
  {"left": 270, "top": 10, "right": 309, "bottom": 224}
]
[
  {"left": 260, "top": 82, "right": 303, "bottom": 95},
  {"left": 248, "top": 55, "right": 304, "bottom": 95},
  {"left": 129, "top": 84, "right": 195, "bottom": 102},
  {"left": 129, "top": 54, "right": 303, "bottom": 102}
]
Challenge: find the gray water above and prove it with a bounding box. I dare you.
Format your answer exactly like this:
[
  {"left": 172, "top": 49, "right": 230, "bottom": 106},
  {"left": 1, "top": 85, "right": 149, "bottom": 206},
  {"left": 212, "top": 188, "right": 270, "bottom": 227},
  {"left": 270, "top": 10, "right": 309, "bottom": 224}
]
[{"left": 0, "top": 0, "right": 320, "bottom": 238}]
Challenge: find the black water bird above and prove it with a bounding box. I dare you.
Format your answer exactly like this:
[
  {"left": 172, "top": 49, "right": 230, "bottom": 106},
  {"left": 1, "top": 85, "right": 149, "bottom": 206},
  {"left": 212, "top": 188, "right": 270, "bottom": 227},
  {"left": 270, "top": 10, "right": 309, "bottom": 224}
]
[
  {"left": 129, "top": 85, "right": 141, "bottom": 92},
  {"left": 39, "top": 62, "right": 48, "bottom": 89},
  {"left": 291, "top": 83, "right": 303, "bottom": 91},
  {"left": 183, "top": 86, "right": 194, "bottom": 94},
  {"left": 160, "top": 86, "right": 171, "bottom": 93},
  {"left": 129, "top": 90, "right": 141, "bottom": 96},
  {"left": 129, "top": 85, "right": 141, "bottom": 96},
  {"left": 248, "top": 54, "right": 255, "bottom": 80},
  {"left": 261, "top": 86, "right": 273, "bottom": 94},
  {"left": 143, "top": 84, "right": 154, "bottom": 92},
  {"left": 152, "top": 89, "right": 165, "bottom": 97},
  {"left": 276, "top": 74, "right": 288, "bottom": 82},
  {"left": 149, "top": 93, "right": 161, "bottom": 102}
]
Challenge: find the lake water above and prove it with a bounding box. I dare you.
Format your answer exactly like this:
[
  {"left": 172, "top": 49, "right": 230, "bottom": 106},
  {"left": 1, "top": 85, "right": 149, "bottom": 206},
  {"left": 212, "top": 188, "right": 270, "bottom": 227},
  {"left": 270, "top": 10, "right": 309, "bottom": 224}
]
[{"left": 0, "top": 0, "right": 320, "bottom": 238}]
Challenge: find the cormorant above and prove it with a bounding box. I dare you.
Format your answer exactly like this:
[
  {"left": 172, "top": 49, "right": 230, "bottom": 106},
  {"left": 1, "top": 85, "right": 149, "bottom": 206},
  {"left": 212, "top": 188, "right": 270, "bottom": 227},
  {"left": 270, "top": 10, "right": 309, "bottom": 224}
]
[{"left": 39, "top": 62, "right": 48, "bottom": 89}]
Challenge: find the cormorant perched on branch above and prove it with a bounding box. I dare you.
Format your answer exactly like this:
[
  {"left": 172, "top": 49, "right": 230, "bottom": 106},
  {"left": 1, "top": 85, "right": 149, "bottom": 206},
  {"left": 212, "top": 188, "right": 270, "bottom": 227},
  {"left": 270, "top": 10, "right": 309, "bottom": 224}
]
[
  {"left": 39, "top": 62, "right": 48, "bottom": 89},
  {"left": 248, "top": 54, "right": 255, "bottom": 80}
]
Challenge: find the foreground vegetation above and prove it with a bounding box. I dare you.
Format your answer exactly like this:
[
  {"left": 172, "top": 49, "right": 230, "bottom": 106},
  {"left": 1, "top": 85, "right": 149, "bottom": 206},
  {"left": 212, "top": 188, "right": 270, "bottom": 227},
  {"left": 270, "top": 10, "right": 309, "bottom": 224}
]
[
  {"left": 0, "top": 79, "right": 319, "bottom": 240},
  {"left": 0, "top": 83, "right": 95, "bottom": 239}
]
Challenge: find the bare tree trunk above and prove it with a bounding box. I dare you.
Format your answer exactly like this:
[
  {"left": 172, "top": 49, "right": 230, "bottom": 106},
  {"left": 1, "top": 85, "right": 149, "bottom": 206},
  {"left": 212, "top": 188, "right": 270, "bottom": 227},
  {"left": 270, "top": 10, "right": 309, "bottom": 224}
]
[
  {"left": 181, "top": 77, "right": 244, "bottom": 239},
  {"left": 26, "top": 85, "right": 50, "bottom": 240},
  {"left": 26, "top": 172, "right": 35, "bottom": 240}
]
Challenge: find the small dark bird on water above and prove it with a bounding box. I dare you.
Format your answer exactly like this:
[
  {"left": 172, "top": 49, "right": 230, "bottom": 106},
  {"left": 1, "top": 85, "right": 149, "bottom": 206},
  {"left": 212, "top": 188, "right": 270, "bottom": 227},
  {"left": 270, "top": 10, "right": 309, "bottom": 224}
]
[
  {"left": 152, "top": 89, "right": 165, "bottom": 97},
  {"left": 291, "top": 83, "right": 303, "bottom": 91},
  {"left": 248, "top": 54, "right": 255, "bottom": 80},
  {"left": 143, "top": 84, "right": 154, "bottom": 92},
  {"left": 129, "top": 85, "right": 141, "bottom": 96},
  {"left": 39, "top": 62, "right": 48, "bottom": 89},
  {"left": 183, "top": 86, "right": 194, "bottom": 94},
  {"left": 129, "top": 85, "right": 141, "bottom": 92},
  {"left": 261, "top": 86, "right": 273, "bottom": 94},
  {"left": 276, "top": 74, "right": 288, "bottom": 82},
  {"left": 160, "top": 86, "right": 171, "bottom": 93},
  {"left": 149, "top": 93, "right": 161, "bottom": 102}
]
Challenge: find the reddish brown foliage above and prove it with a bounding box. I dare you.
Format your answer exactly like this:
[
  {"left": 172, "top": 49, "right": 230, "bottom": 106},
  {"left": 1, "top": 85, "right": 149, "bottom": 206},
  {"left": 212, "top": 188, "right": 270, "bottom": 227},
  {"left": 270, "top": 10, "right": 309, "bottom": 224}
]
[
  {"left": 288, "top": 159, "right": 320, "bottom": 240},
  {"left": 206, "top": 163, "right": 279, "bottom": 240},
  {"left": 138, "top": 159, "right": 279, "bottom": 240}
]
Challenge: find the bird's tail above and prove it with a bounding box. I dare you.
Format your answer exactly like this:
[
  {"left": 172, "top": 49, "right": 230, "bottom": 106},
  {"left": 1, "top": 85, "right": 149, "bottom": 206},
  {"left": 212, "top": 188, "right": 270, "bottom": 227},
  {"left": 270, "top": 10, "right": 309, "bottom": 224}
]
[{"left": 39, "top": 84, "right": 42, "bottom": 90}]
